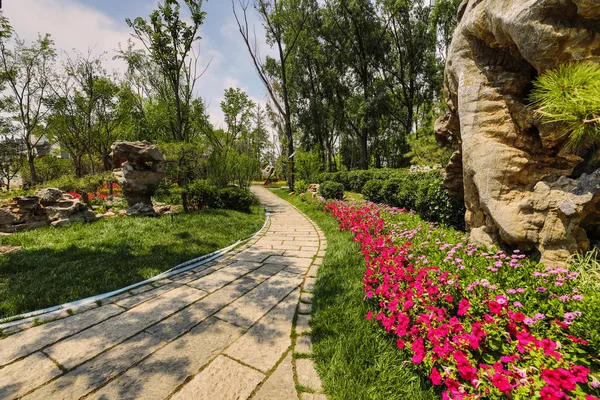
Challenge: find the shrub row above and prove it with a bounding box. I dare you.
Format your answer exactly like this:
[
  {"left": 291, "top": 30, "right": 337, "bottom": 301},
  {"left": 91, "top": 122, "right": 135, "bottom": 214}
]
[
  {"left": 183, "top": 181, "right": 257, "bottom": 212},
  {"left": 320, "top": 169, "right": 465, "bottom": 230},
  {"left": 319, "top": 169, "right": 407, "bottom": 193},
  {"left": 319, "top": 181, "right": 345, "bottom": 200}
]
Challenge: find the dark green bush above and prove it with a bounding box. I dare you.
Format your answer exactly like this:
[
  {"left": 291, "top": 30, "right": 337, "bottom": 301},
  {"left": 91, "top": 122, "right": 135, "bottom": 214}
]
[
  {"left": 295, "top": 179, "right": 309, "bottom": 194},
  {"left": 362, "top": 180, "right": 384, "bottom": 203},
  {"left": 218, "top": 186, "right": 256, "bottom": 212},
  {"left": 319, "top": 181, "right": 345, "bottom": 200},
  {"left": 184, "top": 181, "right": 256, "bottom": 212},
  {"left": 184, "top": 180, "right": 221, "bottom": 210},
  {"left": 359, "top": 170, "right": 465, "bottom": 230},
  {"left": 21, "top": 157, "right": 75, "bottom": 187}
]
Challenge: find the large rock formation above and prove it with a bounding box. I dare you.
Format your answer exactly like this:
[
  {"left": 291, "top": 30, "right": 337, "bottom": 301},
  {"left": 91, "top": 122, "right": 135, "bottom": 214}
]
[
  {"left": 436, "top": 0, "right": 600, "bottom": 265},
  {"left": 111, "top": 141, "right": 165, "bottom": 217},
  {"left": 0, "top": 188, "right": 97, "bottom": 233}
]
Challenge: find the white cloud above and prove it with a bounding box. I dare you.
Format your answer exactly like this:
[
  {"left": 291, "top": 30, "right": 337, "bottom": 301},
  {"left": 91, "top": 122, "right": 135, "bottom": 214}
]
[
  {"left": 1, "top": 0, "right": 275, "bottom": 134},
  {"left": 4, "top": 0, "right": 131, "bottom": 73}
]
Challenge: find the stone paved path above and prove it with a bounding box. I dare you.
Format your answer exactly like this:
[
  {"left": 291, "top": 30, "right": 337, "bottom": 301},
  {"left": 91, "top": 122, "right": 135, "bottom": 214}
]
[{"left": 0, "top": 186, "right": 327, "bottom": 400}]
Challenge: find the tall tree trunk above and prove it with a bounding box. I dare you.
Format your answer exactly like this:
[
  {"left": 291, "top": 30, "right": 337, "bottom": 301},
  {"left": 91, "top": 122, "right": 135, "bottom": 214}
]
[
  {"left": 360, "top": 132, "right": 368, "bottom": 170},
  {"left": 102, "top": 151, "right": 112, "bottom": 172},
  {"left": 285, "top": 117, "right": 295, "bottom": 191},
  {"left": 26, "top": 142, "right": 37, "bottom": 187}
]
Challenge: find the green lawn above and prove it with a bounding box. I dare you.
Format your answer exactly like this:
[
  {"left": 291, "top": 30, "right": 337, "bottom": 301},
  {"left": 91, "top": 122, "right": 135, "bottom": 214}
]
[
  {"left": 272, "top": 190, "right": 435, "bottom": 400},
  {"left": 0, "top": 206, "right": 265, "bottom": 319}
]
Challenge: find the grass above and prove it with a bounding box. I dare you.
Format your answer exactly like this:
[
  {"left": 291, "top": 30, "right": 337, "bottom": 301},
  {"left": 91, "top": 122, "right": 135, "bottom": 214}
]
[
  {"left": 272, "top": 189, "right": 435, "bottom": 400},
  {"left": 0, "top": 206, "right": 265, "bottom": 319}
]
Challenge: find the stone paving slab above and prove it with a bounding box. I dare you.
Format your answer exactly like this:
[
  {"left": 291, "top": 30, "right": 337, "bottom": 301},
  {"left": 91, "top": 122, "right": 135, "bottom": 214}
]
[
  {"left": 147, "top": 278, "right": 260, "bottom": 342},
  {"left": 45, "top": 285, "right": 206, "bottom": 369},
  {"left": 253, "top": 352, "right": 298, "bottom": 400},
  {"left": 224, "top": 288, "right": 300, "bottom": 372},
  {"left": 23, "top": 332, "right": 165, "bottom": 400},
  {"left": 295, "top": 335, "right": 313, "bottom": 354},
  {"left": 215, "top": 271, "right": 303, "bottom": 328},
  {"left": 1, "top": 186, "right": 327, "bottom": 400},
  {"left": 0, "top": 304, "right": 123, "bottom": 367},
  {"left": 296, "top": 359, "right": 323, "bottom": 392},
  {"left": 187, "top": 263, "right": 260, "bottom": 292},
  {"left": 0, "top": 352, "right": 62, "bottom": 399},
  {"left": 115, "top": 282, "right": 184, "bottom": 309},
  {"left": 87, "top": 318, "right": 244, "bottom": 400},
  {"left": 171, "top": 355, "right": 264, "bottom": 400}
]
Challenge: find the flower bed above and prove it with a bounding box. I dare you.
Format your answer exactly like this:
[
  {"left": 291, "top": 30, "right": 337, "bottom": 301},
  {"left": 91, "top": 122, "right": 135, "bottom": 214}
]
[{"left": 325, "top": 201, "right": 600, "bottom": 399}]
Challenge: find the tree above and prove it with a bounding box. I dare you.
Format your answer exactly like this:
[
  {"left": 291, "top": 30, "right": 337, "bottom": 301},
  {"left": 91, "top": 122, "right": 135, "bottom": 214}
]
[
  {"left": 233, "top": 0, "right": 311, "bottom": 190},
  {"left": 286, "top": 0, "right": 340, "bottom": 172},
  {"left": 380, "top": 0, "right": 440, "bottom": 140},
  {"left": 46, "top": 53, "right": 126, "bottom": 176},
  {"left": 430, "top": 0, "right": 462, "bottom": 61},
  {"left": 0, "top": 134, "right": 25, "bottom": 190},
  {"left": 127, "top": 0, "right": 210, "bottom": 210},
  {"left": 126, "top": 0, "right": 207, "bottom": 144},
  {"left": 0, "top": 32, "right": 56, "bottom": 185},
  {"left": 321, "top": 0, "right": 389, "bottom": 169}
]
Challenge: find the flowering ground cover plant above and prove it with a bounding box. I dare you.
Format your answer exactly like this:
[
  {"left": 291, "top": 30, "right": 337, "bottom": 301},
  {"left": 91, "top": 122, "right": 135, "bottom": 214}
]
[{"left": 325, "top": 201, "right": 600, "bottom": 399}]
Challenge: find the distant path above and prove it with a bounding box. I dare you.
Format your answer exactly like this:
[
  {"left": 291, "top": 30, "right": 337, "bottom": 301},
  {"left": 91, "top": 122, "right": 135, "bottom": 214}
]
[{"left": 0, "top": 186, "right": 327, "bottom": 400}]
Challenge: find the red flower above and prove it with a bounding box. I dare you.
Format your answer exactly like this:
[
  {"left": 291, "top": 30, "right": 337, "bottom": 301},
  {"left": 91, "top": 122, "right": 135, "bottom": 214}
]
[
  {"left": 458, "top": 298, "right": 470, "bottom": 316},
  {"left": 541, "top": 368, "right": 577, "bottom": 391},
  {"left": 430, "top": 367, "right": 442, "bottom": 386},
  {"left": 491, "top": 372, "right": 512, "bottom": 394},
  {"left": 488, "top": 301, "right": 502, "bottom": 315}
]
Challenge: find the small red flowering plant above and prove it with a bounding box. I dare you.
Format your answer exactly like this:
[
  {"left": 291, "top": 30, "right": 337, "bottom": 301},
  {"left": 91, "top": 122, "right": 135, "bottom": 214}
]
[{"left": 325, "top": 201, "right": 600, "bottom": 399}]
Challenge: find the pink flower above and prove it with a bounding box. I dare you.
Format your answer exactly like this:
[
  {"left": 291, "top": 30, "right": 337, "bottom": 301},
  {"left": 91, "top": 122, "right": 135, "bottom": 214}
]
[
  {"left": 366, "top": 311, "right": 373, "bottom": 320},
  {"left": 513, "top": 301, "right": 523, "bottom": 308},
  {"left": 495, "top": 295, "right": 508, "bottom": 305},
  {"left": 537, "top": 287, "right": 547, "bottom": 293}
]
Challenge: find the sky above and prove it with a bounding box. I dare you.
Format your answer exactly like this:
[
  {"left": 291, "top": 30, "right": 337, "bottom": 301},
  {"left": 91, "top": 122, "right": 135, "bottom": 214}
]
[{"left": 2, "top": 0, "right": 274, "bottom": 130}]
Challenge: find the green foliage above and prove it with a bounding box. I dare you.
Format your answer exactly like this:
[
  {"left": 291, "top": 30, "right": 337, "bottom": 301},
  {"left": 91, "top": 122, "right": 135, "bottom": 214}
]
[
  {"left": 295, "top": 179, "right": 309, "bottom": 194},
  {"left": 218, "top": 186, "right": 257, "bottom": 212},
  {"left": 153, "top": 180, "right": 183, "bottom": 205},
  {"left": 20, "top": 157, "right": 74, "bottom": 187},
  {"left": 42, "top": 172, "right": 114, "bottom": 194},
  {"left": 319, "top": 181, "right": 345, "bottom": 200},
  {"left": 362, "top": 180, "right": 384, "bottom": 203},
  {"left": 529, "top": 62, "right": 600, "bottom": 148},
  {"left": 295, "top": 151, "right": 324, "bottom": 182},
  {"left": 329, "top": 169, "right": 465, "bottom": 229},
  {"left": 0, "top": 206, "right": 264, "bottom": 318},
  {"left": 183, "top": 180, "right": 221, "bottom": 210},
  {"left": 183, "top": 180, "right": 256, "bottom": 212}
]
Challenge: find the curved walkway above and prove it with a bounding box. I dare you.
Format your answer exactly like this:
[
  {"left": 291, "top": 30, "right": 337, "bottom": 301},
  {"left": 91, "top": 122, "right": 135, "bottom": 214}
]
[{"left": 0, "top": 186, "right": 327, "bottom": 400}]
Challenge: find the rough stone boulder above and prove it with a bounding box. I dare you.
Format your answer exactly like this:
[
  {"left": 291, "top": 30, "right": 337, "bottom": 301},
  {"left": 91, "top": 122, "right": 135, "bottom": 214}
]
[
  {"left": 436, "top": 0, "right": 600, "bottom": 265},
  {"left": 111, "top": 141, "right": 165, "bottom": 217},
  {"left": 0, "top": 188, "right": 96, "bottom": 233}
]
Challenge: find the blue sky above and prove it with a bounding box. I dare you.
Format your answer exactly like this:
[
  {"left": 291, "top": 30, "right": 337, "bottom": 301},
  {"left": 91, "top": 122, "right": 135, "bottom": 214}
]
[{"left": 4, "top": 0, "right": 272, "bottom": 128}]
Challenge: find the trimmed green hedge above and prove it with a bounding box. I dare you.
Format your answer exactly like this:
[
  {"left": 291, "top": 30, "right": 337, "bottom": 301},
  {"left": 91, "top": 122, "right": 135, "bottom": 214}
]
[
  {"left": 319, "top": 169, "right": 465, "bottom": 230},
  {"left": 319, "top": 181, "right": 345, "bottom": 200},
  {"left": 183, "top": 181, "right": 257, "bottom": 212}
]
